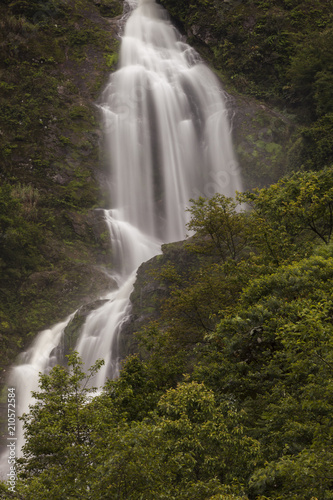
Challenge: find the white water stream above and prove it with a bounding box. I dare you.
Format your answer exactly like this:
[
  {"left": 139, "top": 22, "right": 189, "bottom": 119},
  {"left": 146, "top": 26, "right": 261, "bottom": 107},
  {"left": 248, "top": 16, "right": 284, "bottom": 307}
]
[{"left": 1, "top": 0, "right": 242, "bottom": 477}]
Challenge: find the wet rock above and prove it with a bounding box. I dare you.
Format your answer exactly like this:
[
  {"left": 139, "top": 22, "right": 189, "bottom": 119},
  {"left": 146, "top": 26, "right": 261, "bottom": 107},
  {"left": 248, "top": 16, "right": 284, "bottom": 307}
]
[
  {"left": 119, "top": 240, "right": 199, "bottom": 359},
  {"left": 62, "top": 299, "right": 110, "bottom": 358}
]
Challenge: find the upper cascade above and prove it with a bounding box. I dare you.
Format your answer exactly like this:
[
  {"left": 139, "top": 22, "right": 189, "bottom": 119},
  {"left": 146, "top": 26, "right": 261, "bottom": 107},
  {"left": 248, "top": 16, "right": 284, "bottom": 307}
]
[{"left": 102, "top": 0, "right": 242, "bottom": 243}]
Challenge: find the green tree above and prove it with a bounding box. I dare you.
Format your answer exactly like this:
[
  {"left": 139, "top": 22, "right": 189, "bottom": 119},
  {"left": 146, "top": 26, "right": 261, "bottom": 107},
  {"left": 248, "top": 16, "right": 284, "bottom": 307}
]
[
  {"left": 288, "top": 29, "right": 333, "bottom": 117},
  {"left": 90, "top": 381, "right": 258, "bottom": 499},
  {"left": 18, "top": 352, "right": 104, "bottom": 499},
  {"left": 15, "top": 352, "right": 259, "bottom": 499},
  {"left": 238, "top": 167, "right": 333, "bottom": 263},
  {"left": 186, "top": 195, "right": 250, "bottom": 261},
  {"left": 195, "top": 246, "right": 333, "bottom": 498}
]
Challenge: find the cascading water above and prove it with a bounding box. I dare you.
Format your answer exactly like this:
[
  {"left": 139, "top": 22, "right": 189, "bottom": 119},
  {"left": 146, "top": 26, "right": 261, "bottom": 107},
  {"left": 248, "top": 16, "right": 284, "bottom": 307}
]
[
  {"left": 0, "top": 0, "right": 242, "bottom": 477},
  {"left": 104, "top": 0, "right": 241, "bottom": 242}
]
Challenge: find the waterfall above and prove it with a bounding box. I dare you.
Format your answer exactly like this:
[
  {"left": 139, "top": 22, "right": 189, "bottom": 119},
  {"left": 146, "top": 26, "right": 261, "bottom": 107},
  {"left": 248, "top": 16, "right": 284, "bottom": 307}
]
[
  {"left": 0, "top": 0, "right": 242, "bottom": 477},
  {"left": 103, "top": 0, "right": 241, "bottom": 242},
  {"left": 0, "top": 317, "right": 73, "bottom": 469}
]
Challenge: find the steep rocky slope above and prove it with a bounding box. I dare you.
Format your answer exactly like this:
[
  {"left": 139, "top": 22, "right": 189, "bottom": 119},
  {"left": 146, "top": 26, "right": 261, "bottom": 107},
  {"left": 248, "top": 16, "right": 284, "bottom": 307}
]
[{"left": 0, "top": 0, "right": 123, "bottom": 381}]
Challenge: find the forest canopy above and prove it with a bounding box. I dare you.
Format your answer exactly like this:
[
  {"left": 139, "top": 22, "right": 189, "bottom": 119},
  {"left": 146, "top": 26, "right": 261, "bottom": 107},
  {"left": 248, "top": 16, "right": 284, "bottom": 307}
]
[{"left": 2, "top": 168, "right": 333, "bottom": 498}]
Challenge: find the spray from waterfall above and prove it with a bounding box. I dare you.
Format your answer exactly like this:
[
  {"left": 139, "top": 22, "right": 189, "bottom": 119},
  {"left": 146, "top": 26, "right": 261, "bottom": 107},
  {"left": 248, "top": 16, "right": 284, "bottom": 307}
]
[{"left": 0, "top": 0, "right": 242, "bottom": 477}]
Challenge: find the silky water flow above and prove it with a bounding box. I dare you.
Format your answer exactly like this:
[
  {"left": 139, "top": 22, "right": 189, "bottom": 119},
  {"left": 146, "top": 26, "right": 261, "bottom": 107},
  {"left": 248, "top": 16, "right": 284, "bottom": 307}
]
[{"left": 0, "top": 0, "right": 242, "bottom": 475}]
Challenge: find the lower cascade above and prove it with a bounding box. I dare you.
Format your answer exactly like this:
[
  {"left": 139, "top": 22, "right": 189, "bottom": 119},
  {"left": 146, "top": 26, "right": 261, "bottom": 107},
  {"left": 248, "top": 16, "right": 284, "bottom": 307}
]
[{"left": 0, "top": 0, "right": 242, "bottom": 475}]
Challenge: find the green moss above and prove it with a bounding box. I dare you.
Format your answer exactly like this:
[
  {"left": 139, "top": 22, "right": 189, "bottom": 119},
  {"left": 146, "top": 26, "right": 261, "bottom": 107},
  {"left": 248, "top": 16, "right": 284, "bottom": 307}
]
[
  {"left": 159, "top": 0, "right": 332, "bottom": 120},
  {"left": 0, "top": 0, "right": 120, "bottom": 383},
  {"left": 96, "top": 0, "right": 123, "bottom": 17},
  {"left": 69, "top": 105, "right": 91, "bottom": 120},
  {"left": 104, "top": 52, "right": 118, "bottom": 68},
  {"left": 265, "top": 142, "right": 282, "bottom": 154}
]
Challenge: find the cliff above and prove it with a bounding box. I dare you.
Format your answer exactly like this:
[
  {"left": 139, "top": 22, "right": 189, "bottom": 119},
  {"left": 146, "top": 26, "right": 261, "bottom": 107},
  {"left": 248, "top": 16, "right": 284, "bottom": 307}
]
[{"left": 1, "top": 0, "right": 332, "bottom": 380}]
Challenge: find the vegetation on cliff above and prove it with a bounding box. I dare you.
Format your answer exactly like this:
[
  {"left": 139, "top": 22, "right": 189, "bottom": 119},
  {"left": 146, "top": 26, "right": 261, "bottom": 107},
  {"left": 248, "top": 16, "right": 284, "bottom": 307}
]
[
  {"left": 0, "top": 0, "right": 333, "bottom": 497},
  {"left": 0, "top": 0, "right": 123, "bottom": 381},
  {"left": 158, "top": 0, "right": 333, "bottom": 186}
]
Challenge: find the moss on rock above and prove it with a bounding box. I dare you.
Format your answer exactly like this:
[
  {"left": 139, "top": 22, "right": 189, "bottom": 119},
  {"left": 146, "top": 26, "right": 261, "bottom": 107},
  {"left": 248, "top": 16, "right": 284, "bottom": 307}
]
[{"left": 0, "top": 0, "right": 122, "bottom": 382}]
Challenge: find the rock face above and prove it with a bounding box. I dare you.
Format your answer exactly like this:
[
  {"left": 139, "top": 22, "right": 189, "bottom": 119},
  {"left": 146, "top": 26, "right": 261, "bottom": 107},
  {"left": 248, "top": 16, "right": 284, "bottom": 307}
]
[
  {"left": 229, "top": 95, "right": 296, "bottom": 189},
  {"left": 119, "top": 240, "right": 199, "bottom": 360},
  {"left": 61, "top": 298, "right": 112, "bottom": 359},
  {"left": 0, "top": 0, "right": 123, "bottom": 380}
]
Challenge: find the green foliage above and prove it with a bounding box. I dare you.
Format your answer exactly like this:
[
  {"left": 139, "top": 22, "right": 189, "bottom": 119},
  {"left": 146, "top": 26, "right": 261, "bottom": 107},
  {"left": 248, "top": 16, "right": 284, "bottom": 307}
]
[
  {"left": 298, "top": 114, "right": 333, "bottom": 170},
  {"left": 12, "top": 168, "right": 333, "bottom": 497},
  {"left": 104, "top": 52, "right": 118, "bottom": 68},
  {"left": 95, "top": 0, "right": 123, "bottom": 18},
  {"left": 0, "top": 183, "right": 45, "bottom": 273},
  {"left": 238, "top": 167, "right": 333, "bottom": 262},
  {"left": 0, "top": 0, "right": 117, "bottom": 378},
  {"left": 17, "top": 357, "right": 257, "bottom": 499},
  {"left": 18, "top": 352, "right": 104, "bottom": 498},
  {"left": 288, "top": 28, "right": 333, "bottom": 117},
  {"left": 132, "top": 172, "right": 333, "bottom": 497},
  {"left": 8, "top": 0, "right": 67, "bottom": 23},
  {"left": 102, "top": 355, "right": 161, "bottom": 421},
  {"left": 186, "top": 195, "right": 250, "bottom": 261},
  {"left": 160, "top": 0, "right": 332, "bottom": 105}
]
